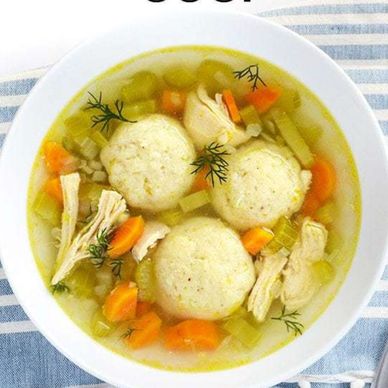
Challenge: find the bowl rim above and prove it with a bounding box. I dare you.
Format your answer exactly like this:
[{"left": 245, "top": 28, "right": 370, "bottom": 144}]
[{"left": 1, "top": 8, "right": 388, "bottom": 388}]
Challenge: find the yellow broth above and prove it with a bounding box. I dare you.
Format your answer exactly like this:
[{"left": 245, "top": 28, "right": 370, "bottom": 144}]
[{"left": 28, "top": 46, "right": 361, "bottom": 371}]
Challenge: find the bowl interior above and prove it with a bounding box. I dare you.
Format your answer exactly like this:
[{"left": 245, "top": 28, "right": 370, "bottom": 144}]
[{"left": 1, "top": 10, "right": 388, "bottom": 388}]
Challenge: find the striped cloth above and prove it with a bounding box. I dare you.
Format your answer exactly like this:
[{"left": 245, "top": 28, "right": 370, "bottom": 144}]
[{"left": 0, "top": 1, "right": 387, "bottom": 387}]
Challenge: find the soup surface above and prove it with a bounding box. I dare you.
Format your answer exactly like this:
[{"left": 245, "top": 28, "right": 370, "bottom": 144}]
[{"left": 28, "top": 46, "right": 361, "bottom": 371}]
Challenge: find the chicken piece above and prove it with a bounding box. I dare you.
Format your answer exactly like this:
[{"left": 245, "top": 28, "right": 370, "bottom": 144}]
[
  {"left": 55, "top": 173, "right": 80, "bottom": 269},
  {"left": 183, "top": 85, "right": 250, "bottom": 149},
  {"left": 132, "top": 221, "right": 170, "bottom": 262},
  {"left": 248, "top": 251, "right": 288, "bottom": 322},
  {"left": 51, "top": 190, "right": 126, "bottom": 285},
  {"left": 281, "top": 218, "right": 328, "bottom": 311}
]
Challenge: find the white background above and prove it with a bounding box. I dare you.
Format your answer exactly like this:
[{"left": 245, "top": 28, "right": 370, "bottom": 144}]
[{"left": 0, "top": 0, "right": 300, "bottom": 77}]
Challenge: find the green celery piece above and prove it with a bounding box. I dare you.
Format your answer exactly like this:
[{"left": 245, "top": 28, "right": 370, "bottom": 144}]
[
  {"left": 33, "top": 192, "right": 61, "bottom": 226},
  {"left": 266, "top": 217, "right": 298, "bottom": 253},
  {"left": 240, "top": 105, "right": 262, "bottom": 126},
  {"left": 197, "top": 60, "right": 235, "bottom": 92},
  {"left": 158, "top": 208, "right": 184, "bottom": 226},
  {"left": 275, "top": 89, "right": 301, "bottom": 112},
  {"left": 90, "top": 131, "right": 108, "bottom": 149},
  {"left": 75, "top": 137, "right": 99, "bottom": 160},
  {"left": 315, "top": 201, "right": 336, "bottom": 225},
  {"left": 122, "top": 99, "right": 157, "bottom": 120},
  {"left": 164, "top": 66, "right": 197, "bottom": 89},
  {"left": 223, "top": 317, "right": 261, "bottom": 348},
  {"left": 179, "top": 190, "right": 210, "bottom": 213},
  {"left": 67, "top": 264, "right": 96, "bottom": 298},
  {"left": 91, "top": 309, "right": 114, "bottom": 337},
  {"left": 271, "top": 109, "right": 314, "bottom": 168},
  {"left": 300, "top": 125, "right": 323, "bottom": 146},
  {"left": 135, "top": 258, "right": 156, "bottom": 302},
  {"left": 121, "top": 72, "right": 159, "bottom": 103},
  {"left": 64, "top": 110, "right": 91, "bottom": 138}
]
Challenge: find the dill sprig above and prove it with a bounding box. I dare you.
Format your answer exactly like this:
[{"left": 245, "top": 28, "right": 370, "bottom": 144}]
[
  {"left": 191, "top": 142, "right": 231, "bottom": 187},
  {"left": 50, "top": 281, "right": 70, "bottom": 295},
  {"left": 85, "top": 92, "right": 135, "bottom": 133},
  {"left": 87, "top": 228, "right": 112, "bottom": 269},
  {"left": 233, "top": 64, "right": 267, "bottom": 91},
  {"left": 271, "top": 306, "right": 304, "bottom": 336},
  {"left": 121, "top": 327, "right": 134, "bottom": 338},
  {"left": 110, "top": 258, "right": 124, "bottom": 279}
]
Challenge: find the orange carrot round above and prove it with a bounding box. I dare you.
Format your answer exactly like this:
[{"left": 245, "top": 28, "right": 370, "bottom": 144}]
[
  {"left": 161, "top": 90, "right": 187, "bottom": 115},
  {"left": 43, "top": 141, "right": 77, "bottom": 175},
  {"left": 109, "top": 216, "right": 145, "bottom": 258},
  {"left": 103, "top": 282, "right": 138, "bottom": 323},
  {"left": 302, "top": 191, "right": 321, "bottom": 217},
  {"left": 241, "top": 227, "right": 273, "bottom": 255},
  {"left": 191, "top": 166, "right": 210, "bottom": 192},
  {"left": 164, "top": 319, "right": 220, "bottom": 351},
  {"left": 124, "top": 311, "right": 162, "bottom": 349},
  {"left": 222, "top": 89, "right": 241, "bottom": 123},
  {"left": 44, "top": 177, "right": 63, "bottom": 205},
  {"left": 310, "top": 158, "right": 336, "bottom": 202},
  {"left": 246, "top": 86, "right": 282, "bottom": 114}
]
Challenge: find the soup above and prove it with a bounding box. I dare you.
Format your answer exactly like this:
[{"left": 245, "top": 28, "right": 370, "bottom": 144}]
[{"left": 28, "top": 46, "right": 361, "bottom": 371}]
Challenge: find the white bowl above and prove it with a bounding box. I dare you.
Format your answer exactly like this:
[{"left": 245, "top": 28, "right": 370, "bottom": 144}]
[{"left": 1, "top": 9, "right": 388, "bottom": 388}]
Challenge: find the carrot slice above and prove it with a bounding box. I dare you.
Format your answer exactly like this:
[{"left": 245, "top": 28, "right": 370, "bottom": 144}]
[
  {"left": 246, "top": 86, "right": 282, "bottom": 114},
  {"left": 124, "top": 311, "right": 162, "bottom": 349},
  {"left": 301, "top": 191, "right": 321, "bottom": 217},
  {"left": 310, "top": 158, "right": 336, "bottom": 202},
  {"left": 43, "top": 141, "right": 77, "bottom": 175},
  {"left": 161, "top": 90, "right": 187, "bottom": 115},
  {"left": 241, "top": 227, "right": 273, "bottom": 255},
  {"left": 222, "top": 89, "right": 241, "bottom": 123},
  {"left": 136, "top": 301, "right": 153, "bottom": 318},
  {"left": 164, "top": 319, "right": 220, "bottom": 351},
  {"left": 103, "top": 282, "right": 138, "bottom": 323},
  {"left": 44, "top": 177, "right": 63, "bottom": 205},
  {"left": 191, "top": 166, "right": 210, "bottom": 192},
  {"left": 109, "top": 216, "right": 145, "bottom": 258}
]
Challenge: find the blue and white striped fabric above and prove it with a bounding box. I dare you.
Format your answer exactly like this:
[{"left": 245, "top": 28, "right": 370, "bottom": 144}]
[{"left": 0, "top": 1, "right": 387, "bottom": 387}]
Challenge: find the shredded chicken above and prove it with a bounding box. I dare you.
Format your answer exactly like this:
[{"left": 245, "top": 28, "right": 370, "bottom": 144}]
[
  {"left": 281, "top": 218, "right": 328, "bottom": 311},
  {"left": 132, "top": 221, "right": 170, "bottom": 262},
  {"left": 183, "top": 85, "right": 250, "bottom": 148},
  {"left": 51, "top": 190, "right": 126, "bottom": 285},
  {"left": 247, "top": 251, "right": 288, "bottom": 322},
  {"left": 55, "top": 173, "right": 80, "bottom": 269}
]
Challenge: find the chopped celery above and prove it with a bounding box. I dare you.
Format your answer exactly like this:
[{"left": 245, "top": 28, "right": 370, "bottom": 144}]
[
  {"left": 315, "top": 201, "right": 336, "bottom": 225},
  {"left": 67, "top": 264, "right": 96, "bottom": 298},
  {"left": 326, "top": 230, "right": 342, "bottom": 254},
  {"left": 275, "top": 89, "right": 301, "bottom": 112},
  {"left": 135, "top": 258, "right": 156, "bottom": 302},
  {"left": 301, "top": 126, "right": 322, "bottom": 146},
  {"left": 179, "top": 190, "right": 210, "bottom": 213},
  {"left": 266, "top": 217, "right": 298, "bottom": 253},
  {"left": 240, "top": 105, "right": 262, "bottom": 127},
  {"left": 64, "top": 111, "right": 91, "bottom": 138},
  {"left": 163, "top": 66, "right": 197, "bottom": 89},
  {"left": 271, "top": 109, "right": 314, "bottom": 168},
  {"left": 33, "top": 192, "right": 61, "bottom": 225},
  {"left": 222, "top": 317, "right": 261, "bottom": 348},
  {"left": 312, "top": 260, "right": 335, "bottom": 285},
  {"left": 197, "top": 60, "right": 234, "bottom": 92},
  {"left": 75, "top": 137, "right": 99, "bottom": 160},
  {"left": 121, "top": 72, "right": 158, "bottom": 103},
  {"left": 91, "top": 309, "right": 114, "bottom": 337},
  {"left": 90, "top": 131, "right": 108, "bottom": 149},
  {"left": 261, "top": 114, "right": 277, "bottom": 134},
  {"left": 122, "top": 99, "right": 157, "bottom": 120},
  {"left": 158, "top": 208, "right": 184, "bottom": 226}
]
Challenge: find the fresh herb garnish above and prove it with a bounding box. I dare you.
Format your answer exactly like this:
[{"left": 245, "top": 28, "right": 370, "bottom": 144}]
[
  {"left": 121, "top": 328, "right": 134, "bottom": 338},
  {"left": 191, "top": 142, "right": 230, "bottom": 187},
  {"left": 233, "top": 64, "right": 267, "bottom": 91},
  {"left": 87, "top": 228, "right": 112, "bottom": 268},
  {"left": 50, "top": 281, "right": 70, "bottom": 295},
  {"left": 271, "top": 306, "right": 304, "bottom": 336},
  {"left": 110, "top": 258, "right": 124, "bottom": 278},
  {"left": 85, "top": 92, "right": 136, "bottom": 133}
]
